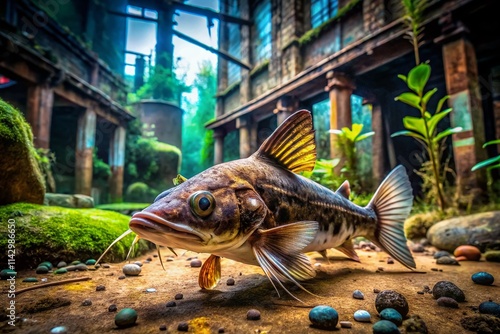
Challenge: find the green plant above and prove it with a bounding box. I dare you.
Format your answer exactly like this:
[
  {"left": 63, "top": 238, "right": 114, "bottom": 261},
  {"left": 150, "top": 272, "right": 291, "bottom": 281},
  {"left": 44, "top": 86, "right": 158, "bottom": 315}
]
[
  {"left": 35, "top": 148, "right": 56, "bottom": 192},
  {"left": 93, "top": 150, "right": 111, "bottom": 180},
  {"left": 392, "top": 64, "right": 462, "bottom": 211},
  {"left": 330, "top": 123, "right": 374, "bottom": 187},
  {"left": 472, "top": 139, "right": 500, "bottom": 197},
  {"left": 401, "top": 0, "right": 427, "bottom": 65},
  {"left": 302, "top": 158, "right": 343, "bottom": 190}
]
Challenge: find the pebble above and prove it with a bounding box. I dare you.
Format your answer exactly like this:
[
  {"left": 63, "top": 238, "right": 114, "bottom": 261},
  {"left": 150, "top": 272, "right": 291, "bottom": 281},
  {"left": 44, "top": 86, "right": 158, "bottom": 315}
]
[
  {"left": 35, "top": 266, "right": 49, "bottom": 274},
  {"left": 373, "top": 288, "right": 380, "bottom": 293},
  {"left": 437, "top": 296, "right": 459, "bottom": 308},
  {"left": 166, "top": 301, "right": 176, "bottom": 307},
  {"left": 96, "top": 285, "right": 106, "bottom": 291},
  {"left": 50, "top": 326, "right": 68, "bottom": 334},
  {"left": 436, "top": 256, "right": 459, "bottom": 265},
  {"left": 41, "top": 278, "right": 48, "bottom": 282},
  {"left": 372, "top": 320, "right": 400, "bottom": 334},
  {"left": 485, "top": 250, "right": 500, "bottom": 262},
  {"left": 353, "top": 309, "right": 371, "bottom": 322},
  {"left": 54, "top": 268, "right": 68, "bottom": 275},
  {"left": 123, "top": 264, "right": 141, "bottom": 276},
  {"left": 159, "top": 324, "right": 167, "bottom": 331},
  {"left": 190, "top": 259, "right": 202, "bottom": 267},
  {"left": 166, "top": 257, "right": 174, "bottom": 262},
  {"left": 57, "top": 261, "right": 67, "bottom": 268},
  {"left": 403, "top": 315, "right": 428, "bottom": 333},
  {"left": 75, "top": 264, "right": 88, "bottom": 271},
  {"left": 134, "top": 261, "right": 143, "bottom": 267},
  {"left": 39, "top": 261, "right": 53, "bottom": 270},
  {"left": 478, "top": 301, "right": 500, "bottom": 317},
  {"left": 218, "top": 327, "right": 225, "bottom": 333},
  {"left": 379, "top": 308, "right": 402, "bottom": 326},
  {"left": 247, "top": 309, "right": 261, "bottom": 320},
  {"left": 353, "top": 289, "right": 364, "bottom": 299},
  {"left": 65, "top": 265, "right": 76, "bottom": 272},
  {"left": 433, "top": 250, "right": 450, "bottom": 259},
  {"left": 386, "top": 258, "right": 394, "bottom": 264},
  {"left": 22, "top": 277, "right": 38, "bottom": 282},
  {"left": 0, "top": 269, "right": 16, "bottom": 280},
  {"left": 145, "top": 288, "right": 156, "bottom": 293},
  {"left": 147, "top": 257, "right": 152, "bottom": 261},
  {"left": 453, "top": 245, "right": 481, "bottom": 261},
  {"left": 178, "top": 322, "right": 189, "bottom": 331},
  {"left": 103, "top": 264, "right": 110, "bottom": 268},
  {"left": 175, "top": 293, "right": 183, "bottom": 300},
  {"left": 309, "top": 305, "right": 338, "bottom": 329},
  {"left": 153, "top": 254, "right": 158, "bottom": 258},
  {"left": 81, "top": 299, "right": 92, "bottom": 306},
  {"left": 227, "top": 278, "right": 235, "bottom": 286},
  {"left": 471, "top": 272, "right": 494, "bottom": 285},
  {"left": 432, "top": 281, "right": 465, "bottom": 302},
  {"left": 85, "top": 259, "right": 97, "bottom": 265},
  {"left": 412, "top": 244, "right": 425, "bottom": 252},
  {"left": 70, "top": 261, "right": 81, "bottom": 265},
  {"left": 339, "top": 321, "right": 352, "bottom": 328},
  {"left": 375, "top": 290, "right": 409, "bottom": 317},
  {"left": 115, "top": 308, "right": 137, "bottom": 328},
  {"left": 108, "top": 304, "right": 117, "bottom": 312},
  {"left": 118, "top": 275, "right": 126, "bottom": 280}
]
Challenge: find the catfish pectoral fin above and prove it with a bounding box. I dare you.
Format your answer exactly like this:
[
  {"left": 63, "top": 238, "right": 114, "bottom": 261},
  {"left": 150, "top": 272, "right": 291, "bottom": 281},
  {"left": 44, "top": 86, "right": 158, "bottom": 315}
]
[
  {"left": 198, "top": 254, "right": 221, "bottom": 290},
  {"left": 334, "top": 240, "right": 360, "bottom": 262},
  {"left": 252, "top": 221, "right": 319, "bottom": 302},
  {"left": 317, "top": 250, "right": 331, "bottom": 264}
]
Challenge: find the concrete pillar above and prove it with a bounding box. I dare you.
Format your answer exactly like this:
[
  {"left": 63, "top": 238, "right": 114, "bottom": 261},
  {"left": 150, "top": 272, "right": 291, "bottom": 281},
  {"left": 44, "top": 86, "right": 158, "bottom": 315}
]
[
  {"left": 325, "top": 71, "right": 355, "bottom": 160},
  {"left": 109, "top": 126, "right": 126, "bottom": 202},
  {"left": 237, "top": 116, "right": 252, "bottom": 158},
  {"left": 26, "top": 84, "right": 54, "bottom": 149},
  {"left": 75, "top": 109, "right": 96, "bottom": 196},
  {"left": 239, "top": 0, "right": 252, "bottom": 104},
  {"left": 216, "top": 1, "right": 228, "bottom": 118},
  {"left": 441, "top": 34, "right": 487, "bottom": 193},
  {"left": 370, "top": 101, "right": 386, "bottom": 185},
  {"left": 280, "top": 0, "right": 305, "bottom": 82},
  {"left": 213, "top": 129, "right": 226, "bottom": 165},
  {"left": 250, "top": 121, "right": 259, "bottom": 153},
  {"left": 491, "top": 66, "right": 500, "bottom": 152},
  {"left": 275, "top": 95, "right": 298, "bottom": 125}
]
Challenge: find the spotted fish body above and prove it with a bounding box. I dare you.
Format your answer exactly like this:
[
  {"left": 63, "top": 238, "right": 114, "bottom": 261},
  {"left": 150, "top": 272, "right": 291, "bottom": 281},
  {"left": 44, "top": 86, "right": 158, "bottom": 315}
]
[{"left": 126, "top": 110, "right": 416, "bottom": 300}]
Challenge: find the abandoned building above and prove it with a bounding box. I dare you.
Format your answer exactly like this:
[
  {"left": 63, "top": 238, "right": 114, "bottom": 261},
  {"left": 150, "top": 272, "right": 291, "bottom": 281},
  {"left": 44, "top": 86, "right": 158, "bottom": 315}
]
[{"left": 209, "top": 0, "right": 500, "bottom": 195}]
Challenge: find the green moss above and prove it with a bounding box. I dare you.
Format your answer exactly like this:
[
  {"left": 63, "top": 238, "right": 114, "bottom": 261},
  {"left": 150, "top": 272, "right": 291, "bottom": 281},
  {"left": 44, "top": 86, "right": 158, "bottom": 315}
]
[
  {"left": 0, "top": 203, "right": 150, "bottom": 269},
  {"left": 485, "top": 251, "right": 500, "bottom": 262},
  {"left": 152, "top": 140, "right": 181, "bottom": 156},
  {"left": 0, "top": 98, "right": 34, "bottom": 144},
  {"left": 125, "top": 182, "right": 157, "bottom": 203},
  {"left": 215, "top": 80, "right": 241, "bottom": 98},
  {"left": 96, "top": 202, "right": 150, "bottom": 212},
  {"left": 298, "top": 0, "right": 362, "bottom": 47},
  {"left": 281, "top": 37, "right": 300, "bottom": 51},
  {"left": 249, "top": 59, "right": 270, "bottom": 77}
]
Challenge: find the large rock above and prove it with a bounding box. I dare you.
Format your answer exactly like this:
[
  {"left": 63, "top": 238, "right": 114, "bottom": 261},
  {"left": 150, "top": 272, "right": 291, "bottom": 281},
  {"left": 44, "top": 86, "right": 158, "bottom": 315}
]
[
  {"left": 44, "top": 193, "right": 94, "bottom": 208},
  {"left": 427, "top": 211, "right": 500, "bottom": 252},
  {"left": 0, "top": 98, "right": 45, "bottom": 205}
]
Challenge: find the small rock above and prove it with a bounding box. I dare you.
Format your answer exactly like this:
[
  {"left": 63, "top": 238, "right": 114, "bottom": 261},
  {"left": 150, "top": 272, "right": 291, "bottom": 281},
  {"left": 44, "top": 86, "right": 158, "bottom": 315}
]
[
  {"left": 353, "top": 289, "right": 364, "bottom": 299},
  {"left": 431, "top": 268, "right": 438, "bottom": 271},
  {"left": 70, "top": 261, "right": 81, "bottom": 265},
  {"left": 309, "top": 306, "right": 338, "bottom": 329},
  {"left": 478, "top": 301, "right": 500, "bottom": 317},
  {"left": 0, "top": 269, "right": 16, "bottom": 280},
  {"left": 118, "top": 275, "right": 126, "bottom": 280},
  {"left": 166, "top": 257, "right": 174, "bottom": 262},
  {"left": 218, "top": 327, "right": 225, "bottom": 333},
  {"left": 50, "top": 326, "right": 68, "bottom": 334},
  {"left": 454, "top": 245, "right": 481, "bottom": 261},
  {"left": 166, "top": 301, "right": 176, "bottom": 307},
  {"left": 187, "top": 257, "right": 197, "bottom": 261},
  {"left": 485, "top": 250, "right": 500, "bottom": 262},
  {"left": 417, "top": 291, "right": 425, "bottom": 295},
  {"left": 412, "top": 244, "right": 425, "bottom": 252},
  {"left": 379, "top": 308, "right": 402, "bottom": 326},
  {"left": 115, "top": 308, "right": 137, "bottom": 328},
  {"left": 96, "top": 285, "right": 106, "bottom": 291},
  {"left": 108, "top": 304, "right": 117, "bottom": 312},
  {"left": 81, "top": 299, "right": 92, "bottom": 306},
  {"left": 403, "top": 315, "right": 428, "bottom": 333},
  {"left": 57, "top": 261, "right": 67, "bottom": 268},
  {"left": 386, "top": 258, "right": 394, "bottom": 264},
  {"left": 85, "top": 259, "right": 97, "bottom": 265},
  {"left": 175, "top": 293, "right": 183, "bottom": 300},
  {"left": 75, "top": 264, "right": 88, "bottom": 271},
  {"left": 339, "top": 321, "right": 352, "bottom": 328},
  {"left": 103, "top": 264, "right": 110, "bottom": 268},
  {"left": 375, "top": 290, "right": 409, "bottom": 317},
  {"left": 437, "top": 297, "right": 459, "bottom": 308},
  {"left": 22, "top": 277, "right": 38, "bottom": 282},
  {"left": 373, "top": 320, "right": 400, "bottom": 334},
  {"left": 153, "top": 254, "right": 158, "bottom": 258},
  {"left": 373, "top": 288, "right": 380, "bottom": 293},
  {"left": 436, "top": 256, "right": 459, "bottom": 265},
  {"left": 54, "top": 268, "right": 67, "bottom": 275},
  {"left": 134, "top": 261, "right": 143, "bottom": 267},
  {"left": 460, "top": 314, "right": 500, "bottom": 333},
  {"left": 227, "top": 278, "right": 235, "bottom": 286},
  {"left": 432, "top": 281, "right": 465, "bottom": 302},
  {"left": 190, "top": 259, "right": 202, "bottom": 267},
  {"left": 178, "top": 322, "right": 189, "bottom": 331},
  {"left": 65, "top": 265, "right": 76, "bottom": 272},
  {"left": 353, "top": 309, "right": 371, "bottom": 322},
  {"left": 147, "top": 257, "right": 152, "bottom": 261},
  {"left": 247, "top": 309, "right": 261, "bottom": 320},
  {"left": 471, "top": 272, "right": 495, "bottom": 286},
  {"left": 123, "top": 264, "right": 141, "bottom": 276},
  {"left": 41, "top": 278, "right": 48, "bottom": 282},
  {"left": 145, "top": 288, "right": 156, "bottom": 293},
  {"left": 38, "top": 261, "right": 53, "bottom": 270},
  {"left": 159, "top": 324, "right": 167, "bottom": 331},
  {"left": 433, "top": 250, "right": 451, "bottom": 259},
  {"left": 36, "top": 266, "right": 49, "bottom": 274}
]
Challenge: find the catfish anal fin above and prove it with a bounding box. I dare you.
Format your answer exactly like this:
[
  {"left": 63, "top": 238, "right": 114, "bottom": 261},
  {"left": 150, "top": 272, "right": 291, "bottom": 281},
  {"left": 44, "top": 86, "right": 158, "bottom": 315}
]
[
  {"left": 198, "top": 254, "right": 221, "bottom": 290},
  {"left": 334, "top": 240, "right": 360, "bottom": 262}
]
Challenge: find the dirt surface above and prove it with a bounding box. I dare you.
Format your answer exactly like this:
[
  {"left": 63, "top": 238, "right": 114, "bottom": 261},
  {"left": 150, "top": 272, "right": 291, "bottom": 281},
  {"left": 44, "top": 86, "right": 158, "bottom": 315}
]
[{"left": 1, "top": 247, "right": 499, "bottom": 334}]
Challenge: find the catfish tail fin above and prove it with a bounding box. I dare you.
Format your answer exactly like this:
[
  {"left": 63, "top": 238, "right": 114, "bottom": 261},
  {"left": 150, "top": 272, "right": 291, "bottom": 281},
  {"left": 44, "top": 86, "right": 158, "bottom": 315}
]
[{"left": 366, "top": 165, "right": 416, "bottom": 269}]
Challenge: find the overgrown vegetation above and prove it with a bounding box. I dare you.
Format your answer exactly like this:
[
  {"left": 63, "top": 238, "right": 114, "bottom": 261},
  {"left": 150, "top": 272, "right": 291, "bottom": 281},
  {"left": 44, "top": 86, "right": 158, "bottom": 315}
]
[{"left": 472, "top": 139, "right": 500, "bottom": 200}]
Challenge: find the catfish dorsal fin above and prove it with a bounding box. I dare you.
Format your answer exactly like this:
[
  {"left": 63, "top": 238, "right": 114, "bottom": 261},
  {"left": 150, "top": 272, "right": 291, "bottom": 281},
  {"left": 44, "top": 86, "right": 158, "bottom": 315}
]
[
  {"left": 253, "top": 110, "right": 317, "bottom": 173},
  {"left": 336, "top": 180, "right": 351, "bottom": 199}
]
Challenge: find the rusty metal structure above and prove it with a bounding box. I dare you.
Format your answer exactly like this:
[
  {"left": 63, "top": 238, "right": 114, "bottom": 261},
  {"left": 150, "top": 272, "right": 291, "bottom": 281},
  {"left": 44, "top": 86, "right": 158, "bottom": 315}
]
[{"left": 209, "top": 0, "right": 500, "bottom": 195}]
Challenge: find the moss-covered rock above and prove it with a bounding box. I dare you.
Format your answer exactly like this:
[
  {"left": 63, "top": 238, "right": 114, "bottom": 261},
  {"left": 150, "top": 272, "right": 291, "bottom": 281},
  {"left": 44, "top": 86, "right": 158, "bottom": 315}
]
[
  {"left": 125, "top": 182, "right": 157, "bottom": 203},
  {"left": 0, "top": 203, "right": 150, "bottom": 269},
  {"left": 485, "top": 250, "right": 500, "bottom": 262},
  {"left": 152, "top": 140, "right": 181, "bottom": 191},
  {"left": 0, "top": 98, "right": 45, "bottom": 205},
  {"left": 44, "top": 193, "right": 94, "bottom": 208},
  {"left": 404, "top": 212, "right": 443, "bottom": 240}
]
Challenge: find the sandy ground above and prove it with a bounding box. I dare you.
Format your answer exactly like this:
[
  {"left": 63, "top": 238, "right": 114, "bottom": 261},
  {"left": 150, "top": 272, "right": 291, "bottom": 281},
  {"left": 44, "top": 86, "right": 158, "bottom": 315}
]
[{"left": 1, "top": 247, "right": 499, "bottom": 334}]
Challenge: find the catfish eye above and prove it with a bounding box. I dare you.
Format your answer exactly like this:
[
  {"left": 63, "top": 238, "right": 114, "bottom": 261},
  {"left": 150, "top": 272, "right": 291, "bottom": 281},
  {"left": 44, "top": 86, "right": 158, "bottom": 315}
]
[{"left": 189, "top": 191, "right": 216, "bottom": 218}]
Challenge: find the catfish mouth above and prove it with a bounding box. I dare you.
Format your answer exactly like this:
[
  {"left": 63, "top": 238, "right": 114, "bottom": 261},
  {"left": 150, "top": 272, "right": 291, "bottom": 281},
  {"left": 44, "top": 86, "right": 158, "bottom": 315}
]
[{"left": 130, "top": 211, "right": 205, "bottom": 244}]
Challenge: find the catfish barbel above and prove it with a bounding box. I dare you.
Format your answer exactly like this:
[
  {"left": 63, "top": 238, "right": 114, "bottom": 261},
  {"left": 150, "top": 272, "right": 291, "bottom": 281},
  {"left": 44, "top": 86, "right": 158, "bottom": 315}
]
[{"left": 102, "top": 110, "right": 416, "bottom": 301}]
